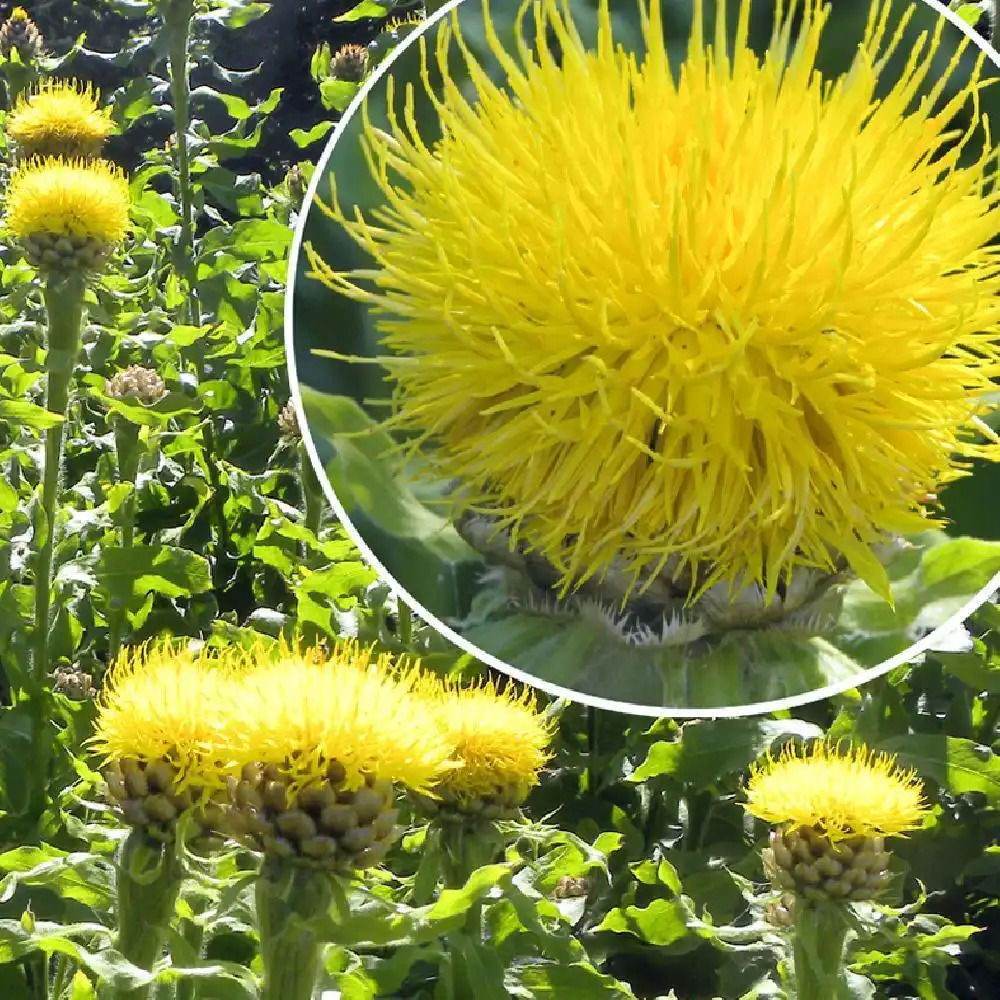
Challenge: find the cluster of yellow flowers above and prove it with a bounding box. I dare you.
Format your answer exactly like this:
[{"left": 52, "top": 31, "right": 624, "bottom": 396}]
[
  {"left": 3, "top": 77, "right": 129, "bottom": 275},
  {"left": 88, "top": 638, "right": 554, "bottom": 867}
]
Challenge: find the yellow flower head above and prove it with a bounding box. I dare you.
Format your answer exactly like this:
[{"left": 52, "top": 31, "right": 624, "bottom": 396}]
[
  {"left": 225, "top": 639, "right": 457, "bottom": 796},
  {"left": 311, "top": 0, "right": 1000, "bottom": 604},
  {"left": 745, "top": 741, "right": 929, "bottom": 840},
  {"left": 6, "top": 157, "right": 130, "bottom": 244},
  {"left": 6, "top": 80, "right": 114, "bottom": 159},
  {"left": 88, "top": 641, "right": 251, "bottom": 792},
  {"left": 424, "top": 677, "right": 554, "bottom": 806}
]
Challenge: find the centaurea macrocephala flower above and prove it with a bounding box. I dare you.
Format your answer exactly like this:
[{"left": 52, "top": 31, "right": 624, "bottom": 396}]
[{"left": 309, "top": 0, "right": 1000, "bottom": 606}]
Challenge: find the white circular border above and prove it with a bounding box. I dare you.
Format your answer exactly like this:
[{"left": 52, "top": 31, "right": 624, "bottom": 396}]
[{"left": 285, "top": 0, "right": 1000, "bottom": 718}]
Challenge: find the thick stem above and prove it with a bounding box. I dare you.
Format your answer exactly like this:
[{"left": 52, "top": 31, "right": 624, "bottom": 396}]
[
  {"left": 255, "top": 860, "right": 336, "bottom": 1000},
  {"left": 107, "top": 418, "right": 140, "bottom": 665},
  {"left": 113, "top": 830, "right": 183, "bottom": 1000},
  {"left": 790, "top": 900, "right": 853, "bottom": 1000},
  {"left": 28, "top": 277, "right": 85, "bottom": 819},
  {"left": 438, "top": 821, "right": 505, "bottom": 890}
]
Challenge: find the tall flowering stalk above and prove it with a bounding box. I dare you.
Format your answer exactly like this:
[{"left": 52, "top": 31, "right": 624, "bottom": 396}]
[
  {"left": 89, "top": 643, "right": 248, "bottom": 1000},
  {"left": 103, "top": 368, "right": 168, "bottom": 663},
  {"left": 413, "top": 678, "right": 554, "bottom": 889},
  {"left": 278, "top": 400, "right": 326, "bottom": 539},
  {"left": 204, "top": 640, "right": 455, "bottom": 1000},
  {"left": 4, "top": 140, "right": 128, "bottom": 816},
  {"left": 308, "top": 0, "right": 1000, "bottom": 614},
  {"left": 745, "top": 743, "right": 929, "bottom": 1000},
  {"left": 159, "top": 0, "right": 198, "bottom": 318}
]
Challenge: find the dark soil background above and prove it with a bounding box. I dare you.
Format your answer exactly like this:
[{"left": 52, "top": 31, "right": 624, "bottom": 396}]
[{"left": 2, "top": 0, "right": 379, "bottom": 181}]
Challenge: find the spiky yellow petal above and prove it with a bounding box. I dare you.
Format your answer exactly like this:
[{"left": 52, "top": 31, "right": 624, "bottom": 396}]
[
  {"left": 745, "top": 742, "right": 929, "bottom": 840},
  {"left": 6, "top": 157, "right": 130, "bottom": 244},
  {"left": 6, "top": 79, "right": 114, "bottom": 158},
  {"left": 423, "top": 677, "right": 554, "bottom": 806},
  {"left": 224, "top": 639, "right": 457, "bottom": 795},
  {"left": 88, "top": 642, "right": 252, "bottom": 792},
  {"left": 310, "top": 0, "right": 1000, "bottom": 603}
]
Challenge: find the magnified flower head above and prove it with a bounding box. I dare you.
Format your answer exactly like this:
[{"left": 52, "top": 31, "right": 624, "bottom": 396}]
[
  {"left": 6, "top": 157, "right": 130, "bottom": 275},
  {"left": 6, "top": 79, "right": 114, "bottom": 159},
  {"left": 310, "top": 0, "right": 1000, "bottom": 605},
  {"left": 421, "top": 677, "right": 554, "bottom": 815},
  {"left": 745, "top": 741, "right": 929, "bottom": 841}
]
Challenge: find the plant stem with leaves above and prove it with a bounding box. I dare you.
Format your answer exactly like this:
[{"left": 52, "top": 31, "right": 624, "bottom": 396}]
[
  {"left": 29, "top": 275, "right": 86, "bottom": 816},
  {"left": 255, "top": 860, "right": 337, "bottom": 1000},
  {"left": 107, "top": 416, "right": 141, "bottom": 664},
  {"left": 163, "top": 0, "right": 198, "bottom": 324},
  {"left": 790, "top": 900, "right": 853, "bottom": 1000},
  {"left": 112, "top": 830, "right": 184, "bottom": 1000}
]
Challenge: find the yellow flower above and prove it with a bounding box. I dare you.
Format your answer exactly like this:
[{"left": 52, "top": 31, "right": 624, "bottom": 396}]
[
  {"left": 424, "top": 677, "right": 554, "bottom": 809},
  {"left": 6, "top": 157, "right": 130, "bottom": 243},
  {"left": 309, "top": 0, "right": 1000, "bottom": 604},
  {"left": 745, "top": 742, "right": 928, "bottom": 841},
  {"left": 88, "top": 641, "right": 250, "bottom": 792},
  {"left": 225, "top": 639, "right": 456, "bottom": 796},
  {"left": 6, "top": 80, "right": 114, "bottom": 159}
]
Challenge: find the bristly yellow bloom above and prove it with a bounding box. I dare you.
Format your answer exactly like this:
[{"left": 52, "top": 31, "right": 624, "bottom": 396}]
[
  {"left": 88, "top": 642, "right": 251, "bottom": 791},
  {"left": 745, "top": 742, "right": 929, "bottom": 840},
  {"left": 424, "top": 678, "right": 554, "bottom": 808},
  {"left": 6, "top": 80, "right": 114, "bottom": 159},
  {"left": 225, "top": 639, "right": 456, "bottom": 796},
  {"left": 309, "top": 0, "right": 1000, "bottom": 604},
  {"left": 6, "top": 157, "right": 129, "bottom": 243}
]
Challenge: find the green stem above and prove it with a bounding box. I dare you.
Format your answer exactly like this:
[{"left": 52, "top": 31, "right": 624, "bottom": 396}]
[
  {"left": 107, "top": 418, "right": 140, "bottom": 665},
  {"left": 438, "top": 821, "right": 505, "bottom": 890},
  {"left": 299, "top": 441, "right": 324, "bottom": 539},
  {"left": 396, "top": 600, "right": 412, "bottom": 646},
  {"left": 164, "top": 0, "right": 198, "bottom": 324},
  {"left": 49, "top": 955, "right": 70, "bottom": 998},
  {"left": 173, "top": 917, "right": 203, "bottom": 1000},
  {"left": 113, "top": 830, "right": 183, "bottom": 1000},
  {"left": 29, "top": 276, "right": 85, "bottom": 818},
  {"left": 255, "top": 860, "right": 336, "bottom": 1000},
  {"left": 201, "top": 419, "right": 233, "bottom": 579},
  {"left": 790, "top": 900, "right": 853, "bottom": 1000}
]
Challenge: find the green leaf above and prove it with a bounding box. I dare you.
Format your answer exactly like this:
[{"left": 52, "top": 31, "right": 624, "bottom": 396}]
[
  {"left": 425, "top": 864, "right": 512, "bottom": 924},
  {"left": 0, "top": 847, "right": 114, "bottom": 910},
  {"left": 513, "top": 962, "right": 634, "bottom": 998},
  {"left": 335, "top": 0, "right": 391, "bottom": 21},
  {"left": 291, "top": 121, "right": 337, "bottom": 148},
  {"left": 97, "top": 545, "right": 213, "bottom": 611},
  {"left": 876, "top": 735, "right": 1000, "bottom": 804},
  {"left": 596, "top": 898, "right": 691, "bottom": 947},
  {"left": 320, "top": 79, "right": 362, "bottom": 112},
  {"left": 69, "top": 971, "right": 97, "bottom": 1000},
  {"left": 0, "top": 398, "right": 64, "bottom": 431},
  {"left": 630, "top": 718, "right": 824, "bottom": 785}
]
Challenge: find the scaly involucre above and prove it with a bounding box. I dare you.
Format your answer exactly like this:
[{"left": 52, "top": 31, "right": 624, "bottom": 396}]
[{"left": 310, "top": 0, "right": 1000, "bottom": 602}]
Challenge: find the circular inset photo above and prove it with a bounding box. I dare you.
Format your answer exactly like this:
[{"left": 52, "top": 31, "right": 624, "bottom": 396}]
[{"left": 287, "top": 0, "right": 1000, "bottom": 715}]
